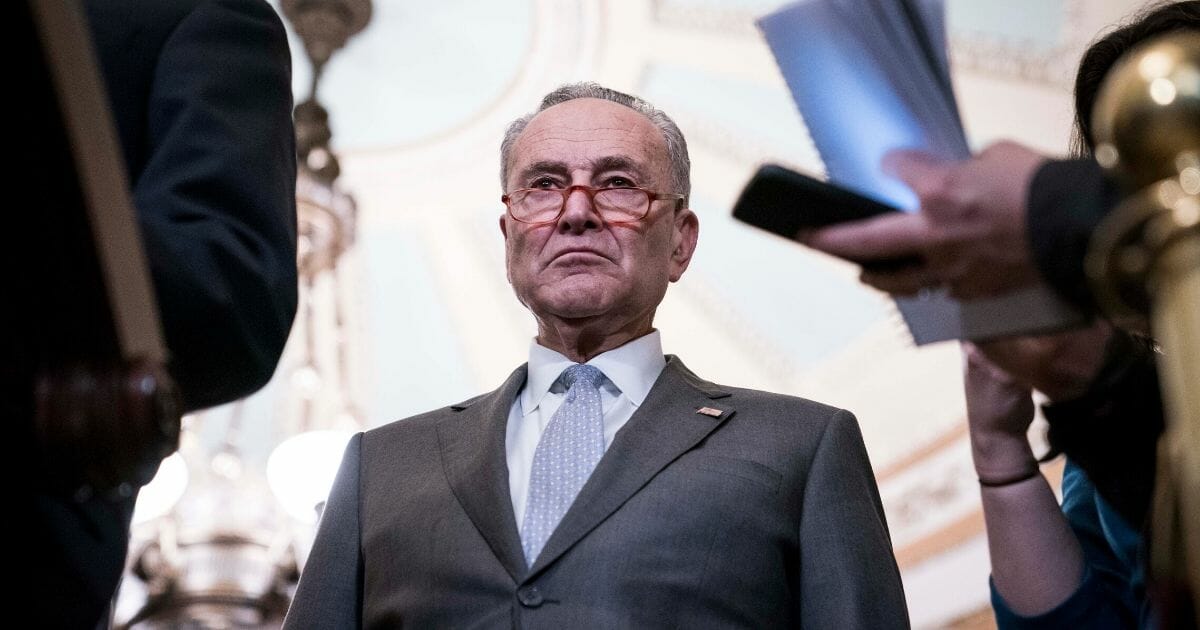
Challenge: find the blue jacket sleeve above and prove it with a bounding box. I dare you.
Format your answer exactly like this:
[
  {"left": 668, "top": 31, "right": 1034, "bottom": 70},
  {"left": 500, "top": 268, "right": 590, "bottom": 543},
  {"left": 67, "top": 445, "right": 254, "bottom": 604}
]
[{"left": 991, "top": 461, "right": 1144, "bottom": 629}]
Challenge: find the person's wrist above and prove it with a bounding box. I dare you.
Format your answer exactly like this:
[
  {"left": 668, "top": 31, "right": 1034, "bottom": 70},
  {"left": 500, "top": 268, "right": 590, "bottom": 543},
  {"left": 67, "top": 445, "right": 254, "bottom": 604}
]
[
  {"left": 970, "top": 430, "right": 1037, "bottom": 482},
  {"left": 977, "top": 466, "right": 1041, "bottom": 487}
]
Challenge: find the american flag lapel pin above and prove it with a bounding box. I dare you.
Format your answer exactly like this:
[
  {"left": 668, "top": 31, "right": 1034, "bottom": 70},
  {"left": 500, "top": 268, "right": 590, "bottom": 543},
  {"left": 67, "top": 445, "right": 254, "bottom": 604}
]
[{"left": 696, "top": 407, "right": 723, "bottom": 417}]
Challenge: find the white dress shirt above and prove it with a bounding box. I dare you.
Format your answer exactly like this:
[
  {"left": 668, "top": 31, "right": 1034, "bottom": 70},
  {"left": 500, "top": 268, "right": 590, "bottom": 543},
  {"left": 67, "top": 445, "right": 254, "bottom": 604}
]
[{"left": 506, "top": 331, "right": 667, "bottom": 531}]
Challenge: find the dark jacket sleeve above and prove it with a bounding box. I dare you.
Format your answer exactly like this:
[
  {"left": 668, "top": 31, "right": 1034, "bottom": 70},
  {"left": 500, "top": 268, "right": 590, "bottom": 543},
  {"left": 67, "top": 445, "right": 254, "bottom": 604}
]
[
  {"left": 1043, "top": 338, "right": 1163, "bottom": 529},
  {"left": 1027, "top": 161, "right": 1164, "bottom": 528},
  {"left": 1025, "top": 158, "right": 1121, "bottom": 313},
  {"left": 24, "top": 2, "right": 297, "bottom": 625},
  {"left": 796, "top": 409, "right": 910, "bottom": 629},
  {"left": 135, "top": 0, "right": 298, "bottom": 410},
  {"left": 284, "top": 433, "right": 365, "bottom": 629}
]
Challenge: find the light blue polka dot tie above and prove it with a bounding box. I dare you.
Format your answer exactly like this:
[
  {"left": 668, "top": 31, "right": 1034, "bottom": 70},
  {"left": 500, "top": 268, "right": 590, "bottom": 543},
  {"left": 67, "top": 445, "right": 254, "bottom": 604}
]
[{"left": 520, "top": 364, "right": 606, "bottom": 566}]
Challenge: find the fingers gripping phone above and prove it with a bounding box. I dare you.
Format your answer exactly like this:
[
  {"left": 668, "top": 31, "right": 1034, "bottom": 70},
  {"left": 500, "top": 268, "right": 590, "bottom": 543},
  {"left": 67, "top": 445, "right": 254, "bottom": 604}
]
[{"left": 731, "top": 164, "right": 921, "bottom": 271}]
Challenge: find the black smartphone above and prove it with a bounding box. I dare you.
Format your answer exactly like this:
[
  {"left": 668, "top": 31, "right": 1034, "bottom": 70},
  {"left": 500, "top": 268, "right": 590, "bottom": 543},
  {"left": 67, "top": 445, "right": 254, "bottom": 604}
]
[{"left": 732, "top": 164, "right": 920, "bottom": 270}]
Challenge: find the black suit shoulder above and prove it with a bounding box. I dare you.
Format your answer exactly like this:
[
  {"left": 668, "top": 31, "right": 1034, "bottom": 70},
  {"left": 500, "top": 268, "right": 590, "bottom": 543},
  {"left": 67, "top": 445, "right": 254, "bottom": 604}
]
[
  {"left": 85, "top": 0, "right": 298, "bottom": 410},
  {"left": 85, "top": 0, "right": 288, "bottom": 177}
]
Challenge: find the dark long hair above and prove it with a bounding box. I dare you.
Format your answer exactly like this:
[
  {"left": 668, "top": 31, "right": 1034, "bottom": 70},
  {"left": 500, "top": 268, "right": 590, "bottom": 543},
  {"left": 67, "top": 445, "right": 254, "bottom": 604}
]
[{"left": 1071, "top": 0, "right": 1200, "bottom": 156}]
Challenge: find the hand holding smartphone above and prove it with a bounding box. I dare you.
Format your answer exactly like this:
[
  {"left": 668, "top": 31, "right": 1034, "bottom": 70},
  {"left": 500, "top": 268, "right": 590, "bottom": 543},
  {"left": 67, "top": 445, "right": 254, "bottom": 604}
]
[{"left": 731, "top": 164, "right": 922, "bottom": 271}]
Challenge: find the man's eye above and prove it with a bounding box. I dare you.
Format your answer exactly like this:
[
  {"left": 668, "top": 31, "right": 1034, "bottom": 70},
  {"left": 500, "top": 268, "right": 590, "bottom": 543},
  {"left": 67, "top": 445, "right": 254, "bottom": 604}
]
[
  {"left": 531, "top": 178, "right": 559, "bottom": 189},
  {"left": 605, "top": 177, "right": 634, "bottom": 188}
]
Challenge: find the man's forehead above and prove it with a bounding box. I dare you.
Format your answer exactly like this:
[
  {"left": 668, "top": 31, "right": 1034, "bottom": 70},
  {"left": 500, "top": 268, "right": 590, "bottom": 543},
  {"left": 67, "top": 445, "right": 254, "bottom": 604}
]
[
  {"left": 516, "top": 156, "right": 652, "bottom": 183},
  {"left": 529, "top": 97, "right": 653, "bottom": 130},
  {"left": 511, "top": 98, "right": 667, "bottom": 166}
]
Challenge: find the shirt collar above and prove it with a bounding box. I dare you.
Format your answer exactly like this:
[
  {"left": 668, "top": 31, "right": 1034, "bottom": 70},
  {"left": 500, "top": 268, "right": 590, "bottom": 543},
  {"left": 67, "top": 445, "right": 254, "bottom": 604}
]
[{"left": 520, "top": 330, "right": 666, "bottom": 416}]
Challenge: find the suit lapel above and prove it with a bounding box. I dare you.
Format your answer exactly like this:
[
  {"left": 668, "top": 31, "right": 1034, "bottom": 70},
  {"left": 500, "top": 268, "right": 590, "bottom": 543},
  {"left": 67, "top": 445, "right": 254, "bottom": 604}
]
[
  {"left": 437, "top": 365, "right": 528, "bottom": 582},
  {"left": 527, "top": 356, "right": 735, "bottom": 577}
]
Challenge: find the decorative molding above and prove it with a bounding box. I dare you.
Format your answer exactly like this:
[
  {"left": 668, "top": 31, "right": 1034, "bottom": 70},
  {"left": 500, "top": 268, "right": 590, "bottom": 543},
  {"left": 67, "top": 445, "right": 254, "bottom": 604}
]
[
  {"left": 896, "top": 511, "right": 984, "bottom": 569},
  {"left": 948, "top": 0, "right": 1093, "bottom": 87},
  {"left": 649, "top": 0, "right": 763, "bottom": 38},
  {"left": 666, "top": 106, "right": 823, "bottom": 176},
  {"left": 878, "top": 421, "right": 968, "bottom": 482}
]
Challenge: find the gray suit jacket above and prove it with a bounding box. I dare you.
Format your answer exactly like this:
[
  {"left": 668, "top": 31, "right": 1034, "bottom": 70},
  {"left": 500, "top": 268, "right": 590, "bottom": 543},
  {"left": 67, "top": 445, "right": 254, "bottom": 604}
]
[{"left": 284, "top": 356, "right": 909, "bottom": 629}]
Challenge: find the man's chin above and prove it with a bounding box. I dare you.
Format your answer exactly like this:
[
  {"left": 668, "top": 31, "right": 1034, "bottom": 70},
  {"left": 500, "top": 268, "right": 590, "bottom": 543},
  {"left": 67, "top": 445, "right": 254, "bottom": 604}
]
[
  {"left": 530, "top": 290, "right": 616, "bottom": 320},
  {"left": 541, "top": 302, "right": 610, "bottom": 320}
]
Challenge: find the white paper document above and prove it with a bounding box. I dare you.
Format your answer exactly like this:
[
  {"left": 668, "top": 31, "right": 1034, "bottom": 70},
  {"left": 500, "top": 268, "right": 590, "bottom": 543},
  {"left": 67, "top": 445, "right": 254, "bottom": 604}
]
[{"left": 757, "top": 0, "right": 1083, "bottom": 343}]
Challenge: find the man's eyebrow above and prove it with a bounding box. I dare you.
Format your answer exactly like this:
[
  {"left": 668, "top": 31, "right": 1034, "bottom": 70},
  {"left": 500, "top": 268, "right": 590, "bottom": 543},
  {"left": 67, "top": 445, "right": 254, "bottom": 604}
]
[
  {"left": 514, "top": 156, "right": 649, "bottom": 184},
  {"left": 516, "top": 161, "right": 570, "bottom": 183},
  {"left": 591, "top": 156, "right": 647, "bottom": 178}
]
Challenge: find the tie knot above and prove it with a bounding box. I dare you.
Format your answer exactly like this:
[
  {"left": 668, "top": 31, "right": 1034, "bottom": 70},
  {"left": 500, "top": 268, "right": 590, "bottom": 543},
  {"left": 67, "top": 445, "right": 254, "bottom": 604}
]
[{"left": 560, "top": 364, "right": 604, "bottom": 389}]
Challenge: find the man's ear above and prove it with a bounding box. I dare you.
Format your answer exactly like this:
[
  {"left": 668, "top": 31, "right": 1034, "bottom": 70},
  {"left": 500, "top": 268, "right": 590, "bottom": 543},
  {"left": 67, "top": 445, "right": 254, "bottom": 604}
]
[
  {"left": 668, "top": 208, "right": 699, "bottom": 282},
  {"left": 499, "top": 214, "right": 515, "bottom": 284}
]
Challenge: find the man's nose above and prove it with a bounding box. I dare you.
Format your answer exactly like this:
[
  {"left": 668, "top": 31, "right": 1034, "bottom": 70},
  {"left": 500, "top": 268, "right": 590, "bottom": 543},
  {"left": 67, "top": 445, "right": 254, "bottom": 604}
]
[{"left": 558, "top": 187, "right": 602, "bottom": 234}]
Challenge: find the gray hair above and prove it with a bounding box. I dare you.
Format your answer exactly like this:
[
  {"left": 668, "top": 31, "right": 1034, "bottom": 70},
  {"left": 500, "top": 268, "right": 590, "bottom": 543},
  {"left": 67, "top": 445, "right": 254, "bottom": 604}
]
[{"left": 499, "top": 82, "right": 691, "bottom": 204}]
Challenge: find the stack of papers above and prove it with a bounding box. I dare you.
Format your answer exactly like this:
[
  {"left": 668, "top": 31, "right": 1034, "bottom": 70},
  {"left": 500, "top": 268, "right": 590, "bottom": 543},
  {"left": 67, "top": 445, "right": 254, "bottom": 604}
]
[{"left": 758, "top": 0, "right": 1082, "bottom": 343}]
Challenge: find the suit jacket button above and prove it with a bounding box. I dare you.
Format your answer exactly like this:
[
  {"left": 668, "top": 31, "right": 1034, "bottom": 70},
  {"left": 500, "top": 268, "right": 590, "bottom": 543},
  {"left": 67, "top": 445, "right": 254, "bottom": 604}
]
[{"left": 517, "top": 586, "right": 544, "bottom": 608}]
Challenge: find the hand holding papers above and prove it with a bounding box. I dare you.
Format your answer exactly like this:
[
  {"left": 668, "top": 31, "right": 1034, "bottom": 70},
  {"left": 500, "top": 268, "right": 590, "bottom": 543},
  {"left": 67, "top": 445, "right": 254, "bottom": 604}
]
[
  {"left": 839, "top": 144, "right": 1048, "bottom": 299},
  {"left": 747, "top": 0, "right": 1084, "bottom": 343}
]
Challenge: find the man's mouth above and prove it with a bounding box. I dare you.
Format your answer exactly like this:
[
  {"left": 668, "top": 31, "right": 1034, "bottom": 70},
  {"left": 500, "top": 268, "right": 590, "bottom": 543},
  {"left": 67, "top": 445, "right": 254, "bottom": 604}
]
[{"left": 550, "top": 249, "right": 609, "bottom": 265}]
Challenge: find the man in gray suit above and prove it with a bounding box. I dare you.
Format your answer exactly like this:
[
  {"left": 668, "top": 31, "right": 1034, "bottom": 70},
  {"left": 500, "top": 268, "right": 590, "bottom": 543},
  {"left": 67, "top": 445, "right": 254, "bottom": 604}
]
[{"left": 284, "top": 83, "right": 909, "bottom": 629}]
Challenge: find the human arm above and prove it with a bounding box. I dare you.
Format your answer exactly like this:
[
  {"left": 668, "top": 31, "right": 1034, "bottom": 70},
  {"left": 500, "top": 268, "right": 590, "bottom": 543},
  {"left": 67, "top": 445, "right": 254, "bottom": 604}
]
[
  {"left": 137, "top": 0, "right": 298, "bottom": 411},
  {"left": 796, "top": 409, "right": 910, "bottom": 629},
  {"left": 799, "top": 141, "right": 1163, "bottom": 514},
  {"left": 801, "top": 142, "right": 1047, "bottom": 300},
  {"left": 964, "top": 346, "right": 1086, "bottom": 617},
  {"left": 989, "top": 461, "right": 1144, "bottom": 629},
  {"left": 972, "top": 321, "right": 1161, "bottom": 528},
  {"left": 967, "top": 345, "right": 1145, "bottom": 628},
  {"left": 283, "top": 433, "right": 364, "bottom": 629},
  {"left": 800, "top": 141, "right": 1130, "bottom": 314},
  {"left": 19, "top": 2, "right": 298, "bottom": 624}
]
